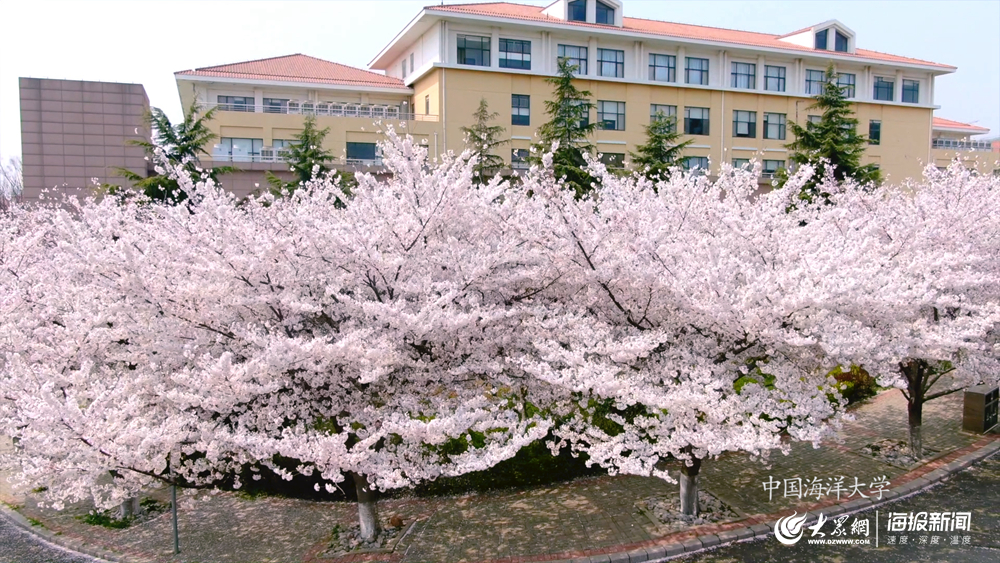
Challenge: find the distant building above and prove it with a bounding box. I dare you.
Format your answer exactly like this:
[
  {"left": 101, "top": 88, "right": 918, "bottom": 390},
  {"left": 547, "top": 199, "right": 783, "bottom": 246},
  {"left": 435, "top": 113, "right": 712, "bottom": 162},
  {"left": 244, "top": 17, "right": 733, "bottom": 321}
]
[{"left": 929, "top": 117, "right": 999, "bottom": 174}]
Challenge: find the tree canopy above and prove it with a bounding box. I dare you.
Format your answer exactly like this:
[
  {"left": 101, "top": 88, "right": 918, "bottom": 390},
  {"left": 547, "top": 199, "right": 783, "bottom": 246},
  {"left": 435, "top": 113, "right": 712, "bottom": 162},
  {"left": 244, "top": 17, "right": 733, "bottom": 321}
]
[
  {"left": 531, "top": 58, "right": 597, "bottom": 197},
  {"left": 459, "top": 98, "right": 508, "bottom": 182},
  {"left": 629, "top": 113, "right": 691, "bottom": 181}
]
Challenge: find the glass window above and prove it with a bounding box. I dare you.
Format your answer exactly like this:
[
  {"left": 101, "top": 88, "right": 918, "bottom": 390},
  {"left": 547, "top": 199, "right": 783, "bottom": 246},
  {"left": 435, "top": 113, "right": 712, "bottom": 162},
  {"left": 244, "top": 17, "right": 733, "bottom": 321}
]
[
  {"left": 458, "top": 35, "right": 490, "bottom": 67},
  {"left": 763, "top": 159, "right": 785, "bottom": 176},
  {"left": 764, "top": 66, "right": 785, "bottom": 92},
  {"left": 815, "top": 29, "right": 828, "bottom": 50},
  {"left": 685, "top": 107, "right": 710, "bottom": 136},
  {"left": 568, "top": 0, "right": 586, "bottom": 22},
  {"left": 650, "top": 104, "right": 678, "bottom": 132},
  {"left": 598, "top": 48, "right": 625, "bottom": 78},
  {"left": 731, "top": 62, "right": 756, "bottom": 89},
  {"left": 596, "top": 1, "right": 615, "bottom": 24},
  {"left": 732, "top": 158, "right": 751, "bottom": 168},
  {"left": 807, "top": 115, "right": 821, "bottom": 125},
  {"left": 599, "top": 153, "right": 625, "bottom": 169},
  {"left": 511, "top": 148, "right": 530, "bottom": 170},
  {"left": 424, "top": 95, "right": 430, "bottom": 115},
  {"left": 835, "top": 31, "right": 849, "bottom": 52},
  {"left": 512, "top": 94, "right": 530, "bottom": 126},
  {"left": 649, "top": 54, "right": 676, "bottom": 82},
  {"left": 902, "top": 80, "right": 920, "bottom": 103},
  {"left": 402, "top": 59, "right": 407, "bottom": 78},
  {"left": 500, "top": 39, "right": 531, "bottom": 70},
  {"left": 346, "top": 142, "right": 378, "bottom": 161},
  {"left": 262, "top": 98, "right": 288, "bottom": 114},
  {"left": 683, "top": 156, "right": 709, "bottom": 172},
  {"left": 869, "top": 120, "right": 881, "bottom": 145},
  {"left": 273, "top": 139, "right": 297, "bottom": 150},
  {"left": 558, "top": 44, "right": 588, "bottom": 75},
  {"left": 764, "top": 113, "right": 786, "bottom": 140},
  {"left": 410, "top": 53, "right": 415, "bottom": 72},
  {"left": 837, "top": 73, "right": 856, "bottom": 98},
  {"left": 219, "top": 137, "right": 263, "bottom": 161},
  {"left": 218, "top": 95, "right": 253, "bottom": 112},
  {"left": 874, "top": 77, "right": 894, "bottom": 101},
  {"left": 686, "top": 57, "right": 709, "bottom": 85},
  {"left": 572, "top": 99, "right": 590, "bottom": 128},
  {"left": 733, "top": 110, "right": 757, "bottom": 138},
  {"left": 805, "top": 70, "right": 826, "bottom": 95},
  {"left": 597, "top": 100, "right": 625, "bottom": 131}
]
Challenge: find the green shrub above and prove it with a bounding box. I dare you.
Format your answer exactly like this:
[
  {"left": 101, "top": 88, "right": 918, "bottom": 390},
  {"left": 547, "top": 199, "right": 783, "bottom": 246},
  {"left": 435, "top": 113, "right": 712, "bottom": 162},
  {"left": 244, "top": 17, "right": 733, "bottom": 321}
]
[{"left": 830, "top": 365, "right": 879, "bottom": 405}]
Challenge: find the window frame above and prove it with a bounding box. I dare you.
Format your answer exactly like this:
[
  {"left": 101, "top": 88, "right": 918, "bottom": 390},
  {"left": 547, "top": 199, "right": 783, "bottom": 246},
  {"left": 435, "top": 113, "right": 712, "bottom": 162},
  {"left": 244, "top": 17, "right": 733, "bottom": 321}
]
[
  {"left": 567, "top": 0, "right": 586, "bottom": 22},
  {"left": 457, "top": 34, "right": 491, "bottom": 67},
  {"left": 650, "top": 104, "right": 678, "bottom": 133},
  {"left": 511, "top": 94, "right": 530, "bottom": 126},
  {"left": 815, "top": 29, "right": 828, "bottom": 50},
  {"left": 902, "top": 79, "right": 920, "bottom": 104},
  {"left": 218, "top": 95, "right": 253, "bottom": 112},
  {"left": 869, "top": 120, "right": 882, "bottom": 145},
  {"left": 219, "top": 137, "right": 264, "bottom": 161},
  {"left": 684, "top": 106, "right": 710, "bottom": 136},
  {"left": 346, "top": 142, "right": 379, "bottom": 162},
  {"left": 557, "top": 44, "right": 588, "bottom": 75},
  {"left": 599, "top": 152, "right": 625, "bottom": 169},
  {"left": 597, "top": 100, "right": 626, "bottom": 131},
  {"left": 511, "top": 148, "right": 530, "bottom": 170},
  {"left": 686, "top": 57, "right": 709, "bottom": 85},
  {"left": 873, "top": 76, "right": 895, "bottom": 101},
  {"left": 834, "top": 31, "right": 849, "bottom": 52},
  {"left": 805, "top": 69, "right": 826, "bottom": 95},
  {"left": 732, "top": 158, "right": 751, "bottom": 169},
  {"left": 262, "top": 98, "right": 288, "bottom": 114},
  {"left": 648, "top": 53, "right": 676, "bottom": 82},
  {"left": 596, "top": 0, "right": 615, "bottom": 24},
  {"left": 683, "top": 156, "right": 709, "bottom": 172},
  {"left": 763, "top": 112, "right": 786, "bottom": 140},
  {"left": 764, "top": 65, "right": 786, "bottom": 92},
  {"left": 732, "top": 110, "right": 757, "bottom": 138},
  {"left": 837, "top": 73, "right": 856, "bottom": 98},
  {"left": 762, "top": 159, "right": 785, "bottom": 177},
  {"left": 499, "top": 38, "right": 532, "bottom": 70},
  {"left": 731, "top": 62, "right": 756, "bottom": 90},
  {"left": 597, "top": 48, "right": 625, "bottom": 78}
]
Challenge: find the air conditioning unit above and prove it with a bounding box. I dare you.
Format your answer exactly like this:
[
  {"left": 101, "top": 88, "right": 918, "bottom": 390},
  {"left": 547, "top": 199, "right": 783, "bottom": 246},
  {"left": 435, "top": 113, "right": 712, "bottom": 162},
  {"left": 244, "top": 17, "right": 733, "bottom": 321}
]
[
  {"left": 287, "top": 100, "right": 301, "bottom": 114},
  {"left": 260, "top": 147, "right": 276, "bottom": 162}
]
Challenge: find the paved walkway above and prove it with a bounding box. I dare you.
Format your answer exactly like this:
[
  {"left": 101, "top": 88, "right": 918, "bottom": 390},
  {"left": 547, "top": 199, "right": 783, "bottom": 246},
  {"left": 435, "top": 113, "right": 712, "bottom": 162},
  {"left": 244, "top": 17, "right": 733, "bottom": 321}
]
[{"left": 2, "top": 389, "right": 998, "bottom": 563}]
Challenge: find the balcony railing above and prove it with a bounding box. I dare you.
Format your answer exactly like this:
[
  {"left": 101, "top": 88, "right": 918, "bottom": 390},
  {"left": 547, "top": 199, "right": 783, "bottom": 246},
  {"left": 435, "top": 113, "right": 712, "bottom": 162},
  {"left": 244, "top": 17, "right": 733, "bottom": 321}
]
[
  {"left": 209, "top": 149, "right": 383, "bottom": 168},
  {"left": 932, "top": 138, "right": 994, "bottom": 151},
  {"left": 206, "top": 102, "right": 439, "bottom": 122}
]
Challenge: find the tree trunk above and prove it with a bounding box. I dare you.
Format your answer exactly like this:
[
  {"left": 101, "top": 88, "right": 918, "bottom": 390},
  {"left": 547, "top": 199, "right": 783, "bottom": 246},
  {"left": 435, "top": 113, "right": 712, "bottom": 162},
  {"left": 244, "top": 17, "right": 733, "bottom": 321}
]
[
  {"left": 118, "top": 496, "right": 140, "bottom": 520},
  {"left": 352, "top": 473, "right": 380, "bottom": 542},
  {"left": 679, "top": 456, "right": 702, "bottom": 517},
  {"left": 901, "top": 359, "right": 925, "bottom": 460},
  {"left": 907, "top": 395, "right": 923, "bottom": 460}
]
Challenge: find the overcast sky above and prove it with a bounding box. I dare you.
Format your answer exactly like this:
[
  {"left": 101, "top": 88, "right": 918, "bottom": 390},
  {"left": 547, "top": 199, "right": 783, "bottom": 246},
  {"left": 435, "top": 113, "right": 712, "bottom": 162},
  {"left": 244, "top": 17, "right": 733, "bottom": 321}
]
[{"left": 1, "top": 0, "right": 997, "bottom": 159}]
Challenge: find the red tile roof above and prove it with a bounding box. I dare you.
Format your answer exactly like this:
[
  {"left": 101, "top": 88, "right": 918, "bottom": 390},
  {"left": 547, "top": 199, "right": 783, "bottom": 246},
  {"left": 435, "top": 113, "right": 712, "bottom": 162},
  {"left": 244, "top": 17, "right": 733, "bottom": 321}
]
[
  {"left": 932, "top": 117, "right": 990, "bottom": 133},
  {"left": 426, "top": 2, "right": 954, "bottom": 69},
  {"left": 176, "top": 54, "right": 407, "bottom": 89}
]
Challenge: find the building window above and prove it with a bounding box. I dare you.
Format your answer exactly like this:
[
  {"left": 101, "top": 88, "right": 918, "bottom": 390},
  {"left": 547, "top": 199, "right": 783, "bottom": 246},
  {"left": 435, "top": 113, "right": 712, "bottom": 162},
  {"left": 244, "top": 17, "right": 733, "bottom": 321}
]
[
  {"left": 457, "top": 35, "right": 490, "bottom": 67},
  {"left": 763, "top": 159, "right": 785, "bottom": 177},
  {"left": 219, "top": 137, "right": 263, "bottom": 161},
  {"left": 500, "top": 39, "right": 531, "bottom": 70},
  {"left": 218, "top": 95, "right": 253, "bottom": 112},
  {"left": 273, "top": 139, "right": 297, "bottom": 149},
  {"left": 815, "top": 29, "right": 828, "bottom": 50},
  {"left": 902, "top": 79, "right": 920, "bottom": 103},
  {"left": 686, "top": 57, "right": 709, "bottom": 85},
  {"left": 597, "top": 100, "right": 625, "bottom": 130},
  {"left": 732, "top": 158, "right": 751, "bottom": 168},
  {"left": 346, "top": 142, "right": 378, "bottom": 162},
  {"left": 731, "top": 62, "right": 756, "bottom": 89},
  {"left": 598, "top": 48, "right": 625, "bottom": 78},
  {"left": 572, "top": 99, "right": 591, "bottom": 128},
  {"left": 596, "top": 1, "right": 615, "bottom": 24},
  {"left": 873, "top": 77, "right": 894, "bottom": 101},
  {"left": 649, "top": 54, "right": 676, "bottom": 82},
  {"left": 764, "top": 65, "right": 785, "bottom": 92},
  {"left": 764, "top": 113, "right": 786, "bottom": 140},
  {"left": 410, "top": 53, "right": 415, "bottom": 72},
  {"left": 511, "top": 148, "right": 530, "bottom": 170},
  {"left": 425, "top": 95, "right": 430, "bottom": 115},
  {"left": 512, "top": 94, "right": 530, "bottom": 126},
  {"left": 558, "top": 44, "right": 588, "bottom": 75},
  {"left": 650, "top": 104, "right": 678, "bottom": 132},
  {"left": 402, "top": 59, "right": 407, "bottom": 78},
  {"left": 807, "top": 115, "right": 821, "bottom": 125},
  {"left": 805, "top": 70, "right": 826, "bottom": 95},
  {"left": 685, "top": 107, "right": 710, "bottom": 136},
  {"left": 683, "top": 156, "right": 709, "bottom": 172},
  {"left": 733, "top": 110, "right": 757, "bottom": 138},
  {"left": 835, "top": 31, "right": 849, "bottom": 52},
  {"left": 837, "top": 73, "right": 856, "bottom": 98},
  {"left": 262, "top": 98, "right": 288, "bottom": 114},
  {"left": 599, "top": 152, "right": 625, "bottom": 169},
  {"left": 869, "top": 120, "right": 881, "bottom": 145},
  {"left": 568, "top": 0, "right": 586, "bottom": 22}
]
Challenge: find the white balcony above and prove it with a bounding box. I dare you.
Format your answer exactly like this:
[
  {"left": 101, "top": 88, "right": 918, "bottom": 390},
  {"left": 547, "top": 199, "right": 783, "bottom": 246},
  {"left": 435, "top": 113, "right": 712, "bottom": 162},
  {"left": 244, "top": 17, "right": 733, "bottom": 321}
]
[
  {"left": 206, "top": 102, "right": 438, "bottom": 122},
  {"left": 932, "top": 138, "right": 994, "bottom": 152}
]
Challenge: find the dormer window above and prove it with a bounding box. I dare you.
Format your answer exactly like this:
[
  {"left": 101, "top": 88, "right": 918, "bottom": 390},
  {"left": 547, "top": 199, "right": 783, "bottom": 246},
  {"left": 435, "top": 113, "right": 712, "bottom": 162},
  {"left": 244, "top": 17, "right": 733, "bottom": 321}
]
[
  {"left": 596, "top": 1, "right": 615, "bottom": 24},
  {"left": 815, "top": 29, "right": 828, "bottom": 50},
  {"left": 568, "top": 0, "right": 586, "bottom": 22},
  {"left": 835, "top": 31, "right": 849, "bottom": 52}
]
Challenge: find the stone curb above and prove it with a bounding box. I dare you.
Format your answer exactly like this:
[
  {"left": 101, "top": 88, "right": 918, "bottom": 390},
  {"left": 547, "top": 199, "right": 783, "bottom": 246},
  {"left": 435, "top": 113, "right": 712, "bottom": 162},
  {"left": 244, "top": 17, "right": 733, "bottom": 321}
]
[
  {"left": 0, "top": 502, "right": 132, "bottom": 563},
  {"left": 3, "top": 438, "right": 997, "bottom": 563}
]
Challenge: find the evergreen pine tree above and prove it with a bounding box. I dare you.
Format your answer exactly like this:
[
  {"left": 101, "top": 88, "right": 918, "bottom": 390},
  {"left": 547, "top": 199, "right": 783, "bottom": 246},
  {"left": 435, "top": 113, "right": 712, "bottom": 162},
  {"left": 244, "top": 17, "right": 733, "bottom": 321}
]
[
  {"left": 267, "top": 115, "right": 336, "bottom": 193},
  {"left": 459, "top": 98, "right": 508, "bottom": 182},
  {"left": 531, "top": 58, "right": 598, "bottom": 197},
  {"left": 782, "top": 64, "right": 881, "bottom": 202},
  {"left": 629, "top": 112, "right": 691, "bottom": 181}
]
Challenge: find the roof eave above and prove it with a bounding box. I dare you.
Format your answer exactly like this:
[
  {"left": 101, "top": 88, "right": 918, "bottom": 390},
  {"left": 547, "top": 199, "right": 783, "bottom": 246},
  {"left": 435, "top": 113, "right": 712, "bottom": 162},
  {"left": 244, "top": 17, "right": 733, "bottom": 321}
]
[
  {"left": 369, "top": 8, "right": 435, "bottom": 70},
  {"left": 174, "top": 73, "right": 412, "bottom": 95}
]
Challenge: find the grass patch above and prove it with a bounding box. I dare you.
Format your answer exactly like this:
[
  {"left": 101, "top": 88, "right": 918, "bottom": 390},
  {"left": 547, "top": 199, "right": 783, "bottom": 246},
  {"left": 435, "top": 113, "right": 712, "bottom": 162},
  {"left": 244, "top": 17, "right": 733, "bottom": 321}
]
[{"left": 26, "top": 517, "right": 45, "bottom": 528}]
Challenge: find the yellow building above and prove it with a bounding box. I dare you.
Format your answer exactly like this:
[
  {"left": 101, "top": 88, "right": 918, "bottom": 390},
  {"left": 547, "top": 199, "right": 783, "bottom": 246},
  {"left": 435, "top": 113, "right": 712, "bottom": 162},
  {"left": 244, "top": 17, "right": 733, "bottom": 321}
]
[{"left": 175, "top": 0, "right": 996, "bottom": 185}]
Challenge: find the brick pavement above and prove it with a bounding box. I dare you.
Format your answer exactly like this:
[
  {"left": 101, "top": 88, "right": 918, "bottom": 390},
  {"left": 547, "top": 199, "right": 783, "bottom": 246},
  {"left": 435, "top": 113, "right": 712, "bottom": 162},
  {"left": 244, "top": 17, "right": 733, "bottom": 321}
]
[{"left": 3, "top": 389, "right": 997, "bottom": 563}]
